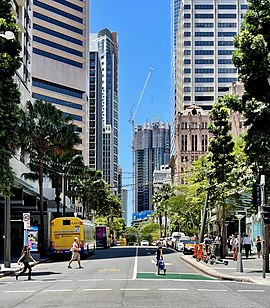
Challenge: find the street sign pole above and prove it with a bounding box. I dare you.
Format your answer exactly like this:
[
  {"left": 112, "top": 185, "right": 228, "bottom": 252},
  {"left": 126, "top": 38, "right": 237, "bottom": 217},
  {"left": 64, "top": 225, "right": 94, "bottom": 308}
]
[
  {"left": 4, "top": 196, "right": 11, "bottom": 268},
  {"left": 23, "top": 213, "right": 31, "bottom": 246},
  {"left": 260, "top": 175, "right": 267, "bottom": 278}
]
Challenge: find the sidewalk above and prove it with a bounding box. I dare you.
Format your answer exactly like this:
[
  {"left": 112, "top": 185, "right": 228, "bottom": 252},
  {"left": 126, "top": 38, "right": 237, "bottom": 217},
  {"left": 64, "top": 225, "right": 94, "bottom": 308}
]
[
  {"left": 0, "top": 253, "right": 49, "bottom": 278},
  {"left": 180, "top": 251, "right": 270, "bottom": 285}
]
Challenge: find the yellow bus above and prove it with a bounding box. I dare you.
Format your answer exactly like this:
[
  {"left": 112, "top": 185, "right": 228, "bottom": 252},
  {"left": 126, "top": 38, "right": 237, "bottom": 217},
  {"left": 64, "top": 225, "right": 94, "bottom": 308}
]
[{"left": 50, "top": 217, "right": 96, "bottom": 256}]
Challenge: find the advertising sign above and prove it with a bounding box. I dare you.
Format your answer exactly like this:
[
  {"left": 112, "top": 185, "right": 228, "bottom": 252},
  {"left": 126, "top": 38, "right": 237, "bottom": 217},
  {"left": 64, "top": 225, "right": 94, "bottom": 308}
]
[{"left": 27, "top": 226, "right": 38, "bottom": 252}]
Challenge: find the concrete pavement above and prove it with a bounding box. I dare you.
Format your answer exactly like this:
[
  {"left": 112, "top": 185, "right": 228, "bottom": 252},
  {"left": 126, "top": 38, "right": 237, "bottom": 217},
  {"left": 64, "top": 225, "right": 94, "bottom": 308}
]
[
  {"left": 180, "top": 251, "right": 270, "bottom": 285},
  {"left": 0, "top": 253, "right": 49, "bottom": 278}
]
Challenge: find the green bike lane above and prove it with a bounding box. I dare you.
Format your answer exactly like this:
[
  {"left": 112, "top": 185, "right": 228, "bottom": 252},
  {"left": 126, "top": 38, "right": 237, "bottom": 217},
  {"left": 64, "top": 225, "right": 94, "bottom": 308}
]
[{"left": 136, "top": 246, "right": 215, "bottom": 281}]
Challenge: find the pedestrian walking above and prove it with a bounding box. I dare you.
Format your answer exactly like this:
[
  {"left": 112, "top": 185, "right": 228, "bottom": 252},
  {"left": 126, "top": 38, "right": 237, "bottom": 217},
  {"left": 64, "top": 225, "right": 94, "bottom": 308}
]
[
  {"left": 256, "top": 236, "right": 262, "bottom": 258},
  {"left": 156, "top": 242, "right": 163, "bottom": 265},
  {"left": 230, "top": 234, "right": 238, "bottom": 261},
  {"left": 68, "top": 237, "right": 83, "bottom": 269},
  {"left": 16, "top": 244, "right": 36, "bottom": 280},
  {"left": 242, "top": 234, "right": 252, "bottom": 258}
]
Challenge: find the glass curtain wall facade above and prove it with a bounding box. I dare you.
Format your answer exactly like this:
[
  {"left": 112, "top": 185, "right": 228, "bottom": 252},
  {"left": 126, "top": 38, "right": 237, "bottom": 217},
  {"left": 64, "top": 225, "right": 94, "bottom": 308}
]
[
  {"left": 134, "top": 122, "right": 170, "bottom": 212},
  {"left": 31, "top": 0, "right": 90, "bottom": 163},
  {"left": 176, "top": 0, "right": 248, "bottom": 111}
]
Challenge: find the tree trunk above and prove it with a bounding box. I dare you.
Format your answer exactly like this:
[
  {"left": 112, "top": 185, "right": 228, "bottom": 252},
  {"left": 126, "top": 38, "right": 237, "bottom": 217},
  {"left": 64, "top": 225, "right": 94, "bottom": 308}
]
[
  {"left": 164, "top": 213, "right": 167, "bottom": 238},
  {"left": 221, "top": 204, "right": 226, "bottom": 259},
  {"left": 55, "top": 176, "right": 61, "bottom": 215},
  {"left": 159, "top": 214, "right": 162, "bottom": 238}
]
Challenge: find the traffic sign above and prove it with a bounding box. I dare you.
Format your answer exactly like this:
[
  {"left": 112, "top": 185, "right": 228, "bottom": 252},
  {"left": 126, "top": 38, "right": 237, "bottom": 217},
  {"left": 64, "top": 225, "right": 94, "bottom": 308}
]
[{"left": 23, "top": 213, "right": 30, "bottom": 230}]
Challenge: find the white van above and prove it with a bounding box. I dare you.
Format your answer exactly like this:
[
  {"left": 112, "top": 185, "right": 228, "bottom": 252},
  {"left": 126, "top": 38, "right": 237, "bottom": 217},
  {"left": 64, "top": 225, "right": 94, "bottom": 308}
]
[{"left": 171, "top": 232, "right": 186, "bottom": 249}]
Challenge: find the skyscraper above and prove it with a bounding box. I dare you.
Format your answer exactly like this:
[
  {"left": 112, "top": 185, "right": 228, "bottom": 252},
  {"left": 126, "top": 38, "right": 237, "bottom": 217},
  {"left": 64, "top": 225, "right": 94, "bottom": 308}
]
[
  {"left": 134, "top": 121, "right": 170, "bottom": 212},
  {"left": 31, "top": 0, "right": 90, "bottom": 163},
  {"left": 89, "top": 34, "right": 103, "bottom": 171},
  {"left": 94, "top": 28, "right": 119, "bottom": 190},
  {"left": 174, "top": 0, "right": 248, "bottom": 111}
]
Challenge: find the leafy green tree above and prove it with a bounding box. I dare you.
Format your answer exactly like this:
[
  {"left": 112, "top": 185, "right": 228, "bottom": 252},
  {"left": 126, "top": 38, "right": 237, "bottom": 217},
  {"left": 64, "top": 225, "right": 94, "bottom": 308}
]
[
  {"left": 228, "top": 0, "right": 270, "bottom": 181},
  {"left": 18, "top": 100, "right": 80, "bottom": 255},
  {"left": 125, "top": 227, "right": 138, "bottom": 244},
  {"left": 0, "top": 0, "right": 22, "bottom": 195},
  {"left": 208, "top": 98, "right": 236, "bottom": 257},
  {"left": 138, "top": 220, "right": 159, "bottom": 243}
]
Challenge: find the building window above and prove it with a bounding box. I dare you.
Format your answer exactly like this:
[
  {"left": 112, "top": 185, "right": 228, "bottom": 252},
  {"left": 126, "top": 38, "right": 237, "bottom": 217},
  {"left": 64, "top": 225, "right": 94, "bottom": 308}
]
[
  {"left": 195, "top": 4, "right": 213, "bottom": 9},
  {"left": 218, "top": 50, "right": 233, "bottom": 55},
  {"left": 181, "top": 122, "right": 188, "bottom": 129},
  {"left": 218, "top": 32, "right": 237, "bottom": 37},
  {"left": 195, "top": 14, "right": 213, "bottom": 18},
  {"left": 184, "top": 4, "right": 191, "bottom": 9},
  {"left": 184, "top": 14, "right": 191, "bottom": 18},
  {"left": 184, "top": 32, "right": 191, "bottom": 37},
  {"left": 195, "top": 78, "right": 214, "bottom": 83},
  {"left": 218, "top": 4, "right": 236, "bottom": 9},
  {"left": 195, "top": 96, "right": 214, "bottom": 101},
  {"left": 184, "top": 59, "right": 191, "bottom": 64},
  {"left": 192, "top": 135, "right": 198, "bottom": 151},
  {"left": 218, "top": 68, "right": 237, "bottom": 73},
  {"left": 184, "top": 87, "right": 191, "bottom": 92},
  {"left": 195, "top": 50, "right": 214, "bottom": 55},
  {"left": 218, "top": 23, "right": 237, "bottom": 28},
  {"left": 184, "top": 77, "right": 191, "bottom": 83},
  {"left": 181, "top": 135, "right": 188, "bottom": 151},
  {"left": 191, "top": 122, "right": 197, "bottom": 129},
  {"left": 184, "top": 23, "right": 191, "bottom": 28},
  {"left": 218, "top": 59, "right": 232, "bottom": 64},
  {"left": 195, "top": 87, "right": 214, "bottom": 92},
  {"left": 32, "top": 93, "right": 83, "bottom": 110},
  {"left": 184, "top": 68, "right": 191, "bottom": 74},
  {"left": 184, "top": 50, "right": 191, "bottom": 55},
  {"left": 195, "top": 41, "right": 214, "bottom": 46},
  {"left": 218, "top": 41, "right": 234, "bottom": 46},
  {"left": 218, "top": 77, "right": 237, "bottom": 83},
  {"left": 195, "top": 32, "right": 214, "bottom": 37},
  {"left": 195, "top": 68, "right": 214, "bottom": 74},
  {"left": 218, "top": 14, "right": 237, "bottom": 19},
  {"left": 195, "top": 23, "right": 214, "bottom": 28},
  {"left": 195, "top": 59, "right": 214, "bottom": 64},
  {"left": 184, "top": 41, "right": 191, "bottom": 46},
  {"left": 218, "top": 87, "right": 230, "bottom": 92},
  {"left": 202, "top": 134, "right": 208, "bottom": 152},
  {"left": 184, "top": 96, "right": 191, "bottom": 101}
]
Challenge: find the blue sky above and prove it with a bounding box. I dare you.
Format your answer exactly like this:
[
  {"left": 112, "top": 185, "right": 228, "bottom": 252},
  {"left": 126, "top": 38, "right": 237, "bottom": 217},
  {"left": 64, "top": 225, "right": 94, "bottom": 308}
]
[{"left": 91, "top": 1, "right": 171, "bottom": 223}]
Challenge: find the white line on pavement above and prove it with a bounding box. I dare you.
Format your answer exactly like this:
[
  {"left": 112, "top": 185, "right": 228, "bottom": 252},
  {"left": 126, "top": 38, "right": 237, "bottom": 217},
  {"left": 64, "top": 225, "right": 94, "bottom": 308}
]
[
  {"left": 83, "top": 289, "right": 112, "bottom": 291},
  {"left": 21, "top": 280, "right": 73, "bottom": 283},
  {"left": 197, "top": 289, "right": 227, "bottom": 292},
  {"left": 78, "top": 279, "right": 104, "bottom": 282},
  {"left": 5, "top": 290, "right": 35, "bottom": 293},
  {"left": 120, "top": 288, "right": 149, "bottom": 291},
  {"left": 158, "top": 288, "right": 189, "bottom": 291},
  {"left": 43, "top": 289, "right": 73, "bottom": 292},
  {"left": 237, "top": 290, "right": 265, "bottom": 293},
  {"left": 110, "top": 279, "right": 134, "bottom": 281},
  {"left": 132, "top": 246, "right": 138, "bottom": 280}
]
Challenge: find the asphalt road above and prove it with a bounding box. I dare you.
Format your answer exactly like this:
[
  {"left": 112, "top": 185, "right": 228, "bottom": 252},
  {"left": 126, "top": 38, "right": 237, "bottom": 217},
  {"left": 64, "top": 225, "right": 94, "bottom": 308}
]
[{"left": 1, "top": 246, "right": 270, "bottom": 308}]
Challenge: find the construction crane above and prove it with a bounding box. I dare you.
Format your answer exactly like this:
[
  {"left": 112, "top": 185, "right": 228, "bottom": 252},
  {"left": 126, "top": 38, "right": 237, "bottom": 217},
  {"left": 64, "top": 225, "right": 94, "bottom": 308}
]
[{"left": 129, "top": 67, "right": 153, "bottom": 214}]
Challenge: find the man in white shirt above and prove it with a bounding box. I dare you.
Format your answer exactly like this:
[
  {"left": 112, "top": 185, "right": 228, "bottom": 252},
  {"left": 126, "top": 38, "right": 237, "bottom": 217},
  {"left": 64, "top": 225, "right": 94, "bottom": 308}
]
[{"left": 242, "top": 234, "right": 252, "bottom": 258}]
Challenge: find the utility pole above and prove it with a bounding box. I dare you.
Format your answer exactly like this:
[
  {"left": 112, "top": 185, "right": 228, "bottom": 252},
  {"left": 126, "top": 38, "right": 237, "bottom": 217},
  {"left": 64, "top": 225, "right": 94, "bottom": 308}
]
[{"left": 260, "top": 174, "right": 269, "bottom": 277}]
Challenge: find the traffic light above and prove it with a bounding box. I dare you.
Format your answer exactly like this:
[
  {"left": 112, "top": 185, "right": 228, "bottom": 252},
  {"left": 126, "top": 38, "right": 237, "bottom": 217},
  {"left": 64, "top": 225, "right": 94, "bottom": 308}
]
[
  {"left": 262, "top": 205, "right": 270, "bottom": 224},
  {"left": 252, "top": 183, "right": 261, "bottom": 207}
]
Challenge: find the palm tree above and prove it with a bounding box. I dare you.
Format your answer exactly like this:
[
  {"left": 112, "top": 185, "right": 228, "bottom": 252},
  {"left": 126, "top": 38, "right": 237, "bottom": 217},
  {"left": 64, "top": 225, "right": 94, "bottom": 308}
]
[
  {"left": 18, "top": 100, "right": 80, "bottom": 255},
  {"left": 152, "top": 184, "right": 175, "bottom": 238}
]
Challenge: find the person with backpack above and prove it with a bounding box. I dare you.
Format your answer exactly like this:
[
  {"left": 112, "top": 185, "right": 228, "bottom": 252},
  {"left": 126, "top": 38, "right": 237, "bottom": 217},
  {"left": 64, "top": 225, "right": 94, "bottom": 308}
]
[{"left": 230, "top": 234, "right": 238, "bottom": 261}]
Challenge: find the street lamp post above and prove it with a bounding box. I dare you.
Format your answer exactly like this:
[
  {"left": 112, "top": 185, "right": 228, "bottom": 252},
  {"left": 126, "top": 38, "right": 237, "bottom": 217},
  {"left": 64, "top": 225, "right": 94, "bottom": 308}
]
[
  {"left": 235, "top": 214, "right": 245, "bottom": 272},
  {"left": 1, "top": 30, "right": 15, "bottom": 268}
]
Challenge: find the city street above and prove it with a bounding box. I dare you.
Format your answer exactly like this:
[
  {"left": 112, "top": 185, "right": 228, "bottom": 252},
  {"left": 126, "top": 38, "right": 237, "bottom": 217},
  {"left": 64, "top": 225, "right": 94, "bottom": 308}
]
[{"left": 1, "top": 247, "right": 270, "bottom": 308}]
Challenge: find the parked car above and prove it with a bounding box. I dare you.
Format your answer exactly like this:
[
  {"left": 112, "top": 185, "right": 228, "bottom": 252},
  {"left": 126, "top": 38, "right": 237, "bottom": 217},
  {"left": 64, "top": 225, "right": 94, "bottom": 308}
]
[
  {"left": 140, "top": 240, "right": 149, "bottom": 246},
  {"left": 183, "top": 240, "right": 197, "bottom": 255}
]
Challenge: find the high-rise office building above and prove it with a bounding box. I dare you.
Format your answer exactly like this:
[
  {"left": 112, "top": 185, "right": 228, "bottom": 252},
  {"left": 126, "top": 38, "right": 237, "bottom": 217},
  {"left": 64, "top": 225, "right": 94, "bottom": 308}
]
[
  {"left": 175, "top": 0, "right": 248, "bottom": 111},
  {"left": 31, "top": 0, "right": 90, "bottom": 164},
  {"left": 94, "top": 28, "right": 119, "bottom": 190},
  {"left": 89, "top": 34, "right": 103, "bottom": 171},
  {"left": 134, "top": 121, "right": 170, "bottom": 212}
]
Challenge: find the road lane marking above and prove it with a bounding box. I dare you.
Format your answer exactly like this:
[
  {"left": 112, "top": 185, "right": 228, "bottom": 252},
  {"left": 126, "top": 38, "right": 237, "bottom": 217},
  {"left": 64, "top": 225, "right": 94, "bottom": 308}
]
[
  {"left": 79, "top": 279, "right": 104, "bottom": 282},
  {"left": 237, "top": 290, "right": 265, "bottom": 293},
  {"left": 158, "top": 288, "right": 188, "bottom": 291},
  {"left": 84, "top": 288, "right": 112, "bottom": 291},
  {"left": 132, "top": 246, "right": 138, "bottom": 280},
  {"left": 110, "top": 279, "right": 134, "bottom": 281},
  {"left": 197, "top": 289, "right": 227, "bottom": 292},
  {"left": 21, "top": 280, "right": 73, "bottom": 283},
  {"left": 5, "top": 290, "right": 35, "bottom": 293},
  {"left": 120, "top": 288, "right": 149, "bottom": 291},
  {"left": 43, "top": 289, "right": 73, "bottom": 292}
]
